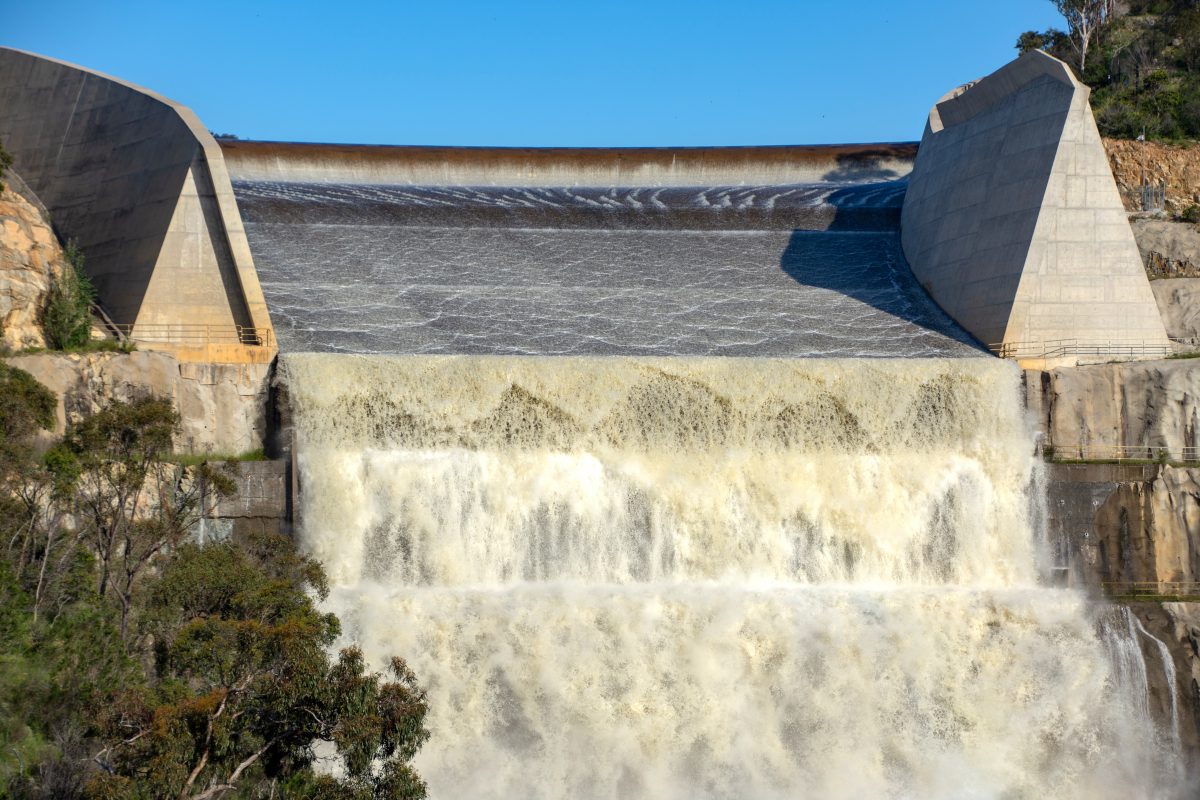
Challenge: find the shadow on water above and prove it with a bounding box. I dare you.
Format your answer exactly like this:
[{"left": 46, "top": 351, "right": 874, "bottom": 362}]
[{"left": 778, "top": 181, "right": 985, "bottom": 351}]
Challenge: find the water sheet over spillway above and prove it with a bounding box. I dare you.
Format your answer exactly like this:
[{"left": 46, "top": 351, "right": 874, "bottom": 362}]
[{"left": 228, "top": 145, "right": 982, "bottom": 356}]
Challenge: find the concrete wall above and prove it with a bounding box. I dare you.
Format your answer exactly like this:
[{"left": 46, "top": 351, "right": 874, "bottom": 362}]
[
  {"left": 901, "top": 51, "right": 1169, "bottom": 356},
  {"left": 0, "top": 48, "right": 274, "bottom": 362},
  {"left": 221, "top": 140, "right": 917, "bottom": 187}
]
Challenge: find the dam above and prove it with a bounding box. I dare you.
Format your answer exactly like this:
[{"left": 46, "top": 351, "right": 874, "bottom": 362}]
[{"left": 0, "top": 46, "right": 1190, "bottom": 798}]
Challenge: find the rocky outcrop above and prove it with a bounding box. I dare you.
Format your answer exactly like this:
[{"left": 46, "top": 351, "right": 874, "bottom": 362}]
[
  {"left": 1129, "top": 603, "right": 1200, "bottom": 772},
  {"left": 0, "top": 179, "right": 65, "bottom": 350},
  {"left": 1105, "top": 138, "right": 1200, "bottom": 214},
  {"left": 1037, "top": 359, "right": 1200, "bottom": 457},
  {"left": 1152, "top": 279, "right": 1200, "bottom": 342},
  {"left": 1090, "top": 467, "right": 1200, "bottom": 585},
  {"left": 4, "top": 351, "right": 271, "bottom": 455},
  {"left": 1133, "top": 219, "right": 1200, "bottom": 279}
]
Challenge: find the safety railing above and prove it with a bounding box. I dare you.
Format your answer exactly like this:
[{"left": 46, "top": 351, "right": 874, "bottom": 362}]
[
  {"left": 989, "top": 339, "right": 1178, "bottom": 360},
  {"left": 108, "top": 324, "right": 273, "bottom": 348},
  {"left": 1044, "top": 443, "right": 1200, "bottom": 464},
  {"left": 1102, "top": 581, "right": 1200, "bottom": 600}
]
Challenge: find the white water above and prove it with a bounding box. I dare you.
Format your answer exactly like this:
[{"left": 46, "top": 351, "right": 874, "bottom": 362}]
[{"left": 285, "top": 354, "right": 1179, "bottom": 799}]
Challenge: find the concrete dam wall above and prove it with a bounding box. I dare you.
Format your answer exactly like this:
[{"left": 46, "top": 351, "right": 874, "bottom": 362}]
[
  {"left": 901, "top": 50, "right": 1169, "bottom": 358},
  {"left": 220, "top": 140, "right": 917, "bottom": 187},
  {"left": 0, "top": 47, "right": 274, "bottom": 362}
]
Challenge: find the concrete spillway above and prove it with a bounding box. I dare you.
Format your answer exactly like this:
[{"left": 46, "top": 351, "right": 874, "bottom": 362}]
[{"left": 223, "top": 142, "right": 982, "bottom": 357}]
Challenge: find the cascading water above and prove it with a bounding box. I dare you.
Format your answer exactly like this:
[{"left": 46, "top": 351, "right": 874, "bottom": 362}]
[{"left": 284, "top": 353, "right": 1183, "bottom": 799}]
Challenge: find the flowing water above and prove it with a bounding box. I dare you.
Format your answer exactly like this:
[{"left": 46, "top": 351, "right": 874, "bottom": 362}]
[{"left": 283, "top": 353, "right": 1183, "bottom": 799}]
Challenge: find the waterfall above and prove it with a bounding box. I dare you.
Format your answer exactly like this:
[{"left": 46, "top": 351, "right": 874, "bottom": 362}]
[{"left": 284, "top": 353, "right": 1180, "bottom": 799}]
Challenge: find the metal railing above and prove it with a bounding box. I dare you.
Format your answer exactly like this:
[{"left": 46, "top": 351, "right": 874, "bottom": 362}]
[
  {"left": 1103, "top": 581, "right": 1200, "bottom": 599},
  {"left": 1044, "top": 443, "right": 1200, "bottom": 463},
  {"left": 989, "top": 339, "right": 1179, "bottom": 360},
  {"left": 108, "top": 324, "right": 273, "bottom": 348}
]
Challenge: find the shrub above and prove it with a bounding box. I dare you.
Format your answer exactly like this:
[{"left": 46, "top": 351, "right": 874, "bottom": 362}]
[
  {"left": 1182, "top": 205, "right": 1200, "bottom": 224},
  {"left": 43, "top": 242, "right": 95, "bottom": 351},
  {"left": 0, "top": 139, "right": 12, "bottom": 194}
]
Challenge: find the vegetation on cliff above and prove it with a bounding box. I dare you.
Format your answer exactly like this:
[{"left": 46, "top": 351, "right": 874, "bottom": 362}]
[
  {"left": 1019, "top": 0, "right": 1200, "bottom": 140},
  {"left": 0, "top": 362, "right": 429, "bottom": 799}
]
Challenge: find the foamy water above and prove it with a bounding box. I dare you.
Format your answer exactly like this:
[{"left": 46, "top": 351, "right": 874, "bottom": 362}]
[{"left": 284, "top": 354, "right": 1184, "bottom": 799}]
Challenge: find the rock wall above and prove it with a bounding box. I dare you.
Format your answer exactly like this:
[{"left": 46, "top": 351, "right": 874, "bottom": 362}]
[
  {"left": 1105, "top": 137, "right": 1200, "bottom": 214},
  {"left": 1152, "top": 279, "right": 1200, "bottom": 342},
  {"left": 1035, "top": 359, "right": 1200, "bottom": 457},
  {"left": 1131, "top": 219, "right": 1200, "bottom": 279},
  {"left": 0, "top": 176, "right": 65, "bottom": 350},
  {"left": 4, "top": 351, "right": 270, "bottom": 455}
]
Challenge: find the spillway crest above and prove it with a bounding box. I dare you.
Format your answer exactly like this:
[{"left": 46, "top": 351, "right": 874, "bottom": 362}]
[{"left": 284, "top": 353, "right": 1181, "bottom": 799}]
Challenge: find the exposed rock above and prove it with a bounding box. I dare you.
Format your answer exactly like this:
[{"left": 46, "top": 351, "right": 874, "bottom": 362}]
[
  {"left": 1152, "top": 278, "right": 1200, "bottom": 342},
  {"left": 1133, "top": 219, "right": 1200, "bottom": 279},
  {"left": 1090, "top": 467, "right": 1200, "bottom": 585},
  {"left": 0, "top": 177, "right": 65, "bottom": 350},
  {"left": 4, "top": 350, "right": 270, "bottom": 455},
  {"left": 1039, "top": 359, "right": 1200, "bottom": 457},
  {"left": 1129, "top": 603, "right": 1200, "bottom": 772},
  {"left": 1105, "top": 138, "right": 1200, "bottom": 214}
]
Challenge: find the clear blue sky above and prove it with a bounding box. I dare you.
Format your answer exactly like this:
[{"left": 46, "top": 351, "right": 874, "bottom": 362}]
[{"left": 6, "top": 0, "right": 1064, "bottom": 147}]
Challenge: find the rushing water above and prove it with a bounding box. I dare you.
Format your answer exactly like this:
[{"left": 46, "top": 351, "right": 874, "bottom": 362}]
[{"left": 284, "top": 354, "right": 1183, "bottom": 799}]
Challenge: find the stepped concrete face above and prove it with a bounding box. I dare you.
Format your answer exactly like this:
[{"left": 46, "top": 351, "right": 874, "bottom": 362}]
[
  {"left": 0, "top": 48, "right": 274, "bottom": 362},
  {"left": 901, "top": 50, "right": 1169, "bottom": 362}
]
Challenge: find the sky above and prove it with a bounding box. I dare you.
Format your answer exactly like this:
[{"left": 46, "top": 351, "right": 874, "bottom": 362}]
[{"left": 6, "top": 0, "right": 1065, "bottom": 148}]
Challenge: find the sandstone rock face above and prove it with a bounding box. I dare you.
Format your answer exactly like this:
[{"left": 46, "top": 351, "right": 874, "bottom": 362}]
[
  {"left": 0, "top": 182, "right": 65, "bottom": 350},
  {"left": 5, "top": 351, "right": 270, "bottom": 455},
  {"left": 1105, "top": 138, "right": 1200, "bottom": 214},
  {"left": 1152, "top": 278, "right": 1200, "bottom": 342},
  {"left": 1040, "top": 359, "right": 1200, "bottom": 456}
]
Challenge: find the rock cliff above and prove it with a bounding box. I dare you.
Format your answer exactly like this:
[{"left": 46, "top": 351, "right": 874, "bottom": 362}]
[
  {"left": 1105, "top": 138, "right": 1200, "bottom": 214},
  {"left": 0, "top": 177, "right": 65, "bottom": 350},
  {"left": 1133, "top": 219, "right": 1200, "bottom": 279},
  {"left": 1037, "top": 359, "right": 1200, "bottom": 457},
  {"left": 1152, "top": 279, "right": 1200, "bottom": 342},
  {"left": 5, "top": 351, "right": 270, "bottom": 455}
]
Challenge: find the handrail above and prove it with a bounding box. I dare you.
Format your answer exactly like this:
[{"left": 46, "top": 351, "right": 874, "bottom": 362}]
[
  {"left": 108, "top": 324, "right": 273, "bottom": 347},
  {"left": 1044, "top": 443, "right": 1200, "bottom": 463},
  {"left": 989, "top": 339, "right": 1181, "bottom": 360},
  {"left": 1103, "top": 581, "right": 1200, "bottom": 599}
]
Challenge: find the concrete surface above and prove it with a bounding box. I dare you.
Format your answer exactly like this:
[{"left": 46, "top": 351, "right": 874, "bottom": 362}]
[
  {"left": 901, "top": 51, "right": 1169, "bottom": 357},
  {"left": 221, "top": 140, "right": 917, "bottom": 187},
  {"left": 0, "top": 47, "right": 274, "bottom": 362}
]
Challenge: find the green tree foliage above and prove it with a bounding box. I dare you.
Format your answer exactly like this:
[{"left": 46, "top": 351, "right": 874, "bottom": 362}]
[
  {"left": 88, "top": 535, "right": 429, "bottom": 799},
  {"left": 0, "top": 138, "right": 13, "bottom": 194},
  {"left": 0, "top": 369, "right": 431, "bottom": 798},
  {"left": 1021, "top": 0, "right": 1200, "bottom": 140},
  {"left": 44, "top": 241, "right": 96, "bottom": 351}
]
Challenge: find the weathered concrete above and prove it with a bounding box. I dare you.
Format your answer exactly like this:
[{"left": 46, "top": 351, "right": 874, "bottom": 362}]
[
  {"left": 902, "top": 50, "right": 1169, "bottom": 357},
  {"left": 0, "top": 47, "right": 274, "bottom": 362},
  {"left": 208, "top": 459, "right": 290, "bottom": 538},
  {"left": 4, "top": 351, "right": 270, "bottom": 455},
  {"left": 221, "top": 140, "right": 917, "bottom": 187}
]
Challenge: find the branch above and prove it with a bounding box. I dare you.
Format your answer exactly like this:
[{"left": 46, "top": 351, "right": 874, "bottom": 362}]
[{"left": 188, "top": 738, "right": 275, "bottom": 800}]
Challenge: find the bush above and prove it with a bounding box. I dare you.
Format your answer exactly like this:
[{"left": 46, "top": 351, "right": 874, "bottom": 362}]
[
  {"left": 43, "top": 242, "right": 95, "bottom": 351},
  {"left": 1182, "top": 205, "right": 1200, "bottom": 224},
  {"left": 0, "top": 139, "right": 12, "bottom": 194}
]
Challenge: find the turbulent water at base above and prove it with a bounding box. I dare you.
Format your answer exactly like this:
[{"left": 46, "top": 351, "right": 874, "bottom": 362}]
[{"left": 285, "top": 353, "right": 1185, "bottom": 800}]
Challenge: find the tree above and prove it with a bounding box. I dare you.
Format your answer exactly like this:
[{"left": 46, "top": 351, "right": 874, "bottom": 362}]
[
  {"left": 59, "top": 397, "right": 235, "bottom": 641},
  {"left": 43, "top": 241, "right": 96, "bottom": 351},
  {"left": 1053, "top": 0, "right": 1114, "bottom": 72},
  {"left": 87, "top": 534, "right": 429, "bottom": 799},
  {"left": 0, "top": 139, "right": 12, "bottom": 194}
]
